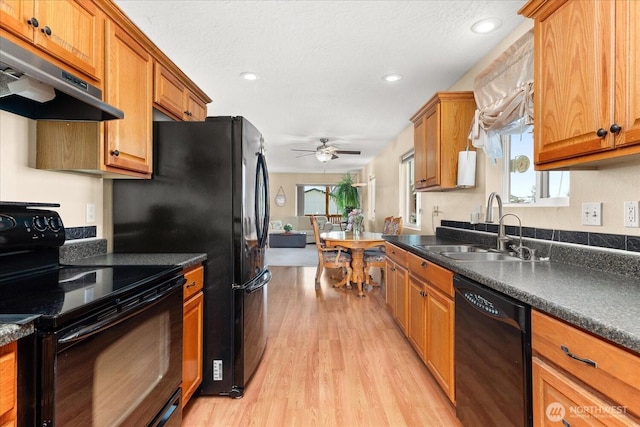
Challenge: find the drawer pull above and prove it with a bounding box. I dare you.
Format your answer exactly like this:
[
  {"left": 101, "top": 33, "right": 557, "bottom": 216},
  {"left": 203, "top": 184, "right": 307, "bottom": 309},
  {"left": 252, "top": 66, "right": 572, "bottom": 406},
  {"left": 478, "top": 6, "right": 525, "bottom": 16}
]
[
  {"left": 186, "top": 281, "right": 197, "bottom": 288},
  {"left": 560, "top": 345, "right": 597, "bottom": 368},
  {"left": 421, "top": 261, "right": 428, "bottom": 268}
]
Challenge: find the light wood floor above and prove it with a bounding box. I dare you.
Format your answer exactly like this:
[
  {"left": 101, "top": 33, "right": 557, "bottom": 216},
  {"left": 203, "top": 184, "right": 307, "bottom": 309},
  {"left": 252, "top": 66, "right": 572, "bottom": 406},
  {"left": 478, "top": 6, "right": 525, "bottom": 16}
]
[{"left": 182, "top": 266, "right": 461, "bottom": 426}]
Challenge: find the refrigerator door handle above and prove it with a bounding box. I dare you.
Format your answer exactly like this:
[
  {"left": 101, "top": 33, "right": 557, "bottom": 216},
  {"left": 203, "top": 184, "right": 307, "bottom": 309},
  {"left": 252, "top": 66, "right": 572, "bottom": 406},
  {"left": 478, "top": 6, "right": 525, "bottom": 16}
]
[
  {"left": 254, "top": 152, "right": 270, "bottom": 248},
  {"left": 233, "top": 268, "right": 271, "bottom": 294}
]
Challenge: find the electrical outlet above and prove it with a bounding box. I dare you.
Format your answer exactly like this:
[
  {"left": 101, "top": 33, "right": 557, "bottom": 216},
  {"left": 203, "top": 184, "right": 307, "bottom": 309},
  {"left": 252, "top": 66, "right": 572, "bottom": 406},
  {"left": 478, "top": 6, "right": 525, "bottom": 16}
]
[
  {"left": 86, "top": 203, "right": 96, "bottom": 223},
  {"left": 581, "top": 202, "right": 602, "bottom": 226},
  {"left": 624, "top": 201, "right": 639, "bottom": 227}
]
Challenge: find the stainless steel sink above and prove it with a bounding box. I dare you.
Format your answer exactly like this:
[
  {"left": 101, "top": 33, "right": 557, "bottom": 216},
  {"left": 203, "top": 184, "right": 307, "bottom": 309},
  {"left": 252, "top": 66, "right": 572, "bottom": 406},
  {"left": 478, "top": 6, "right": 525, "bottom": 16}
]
[
  {"left": 439, "top": 251, "right": 522, "bottom": 262},
  {"left": 417, "top": 244, "right": 489, "bottom": 253}
]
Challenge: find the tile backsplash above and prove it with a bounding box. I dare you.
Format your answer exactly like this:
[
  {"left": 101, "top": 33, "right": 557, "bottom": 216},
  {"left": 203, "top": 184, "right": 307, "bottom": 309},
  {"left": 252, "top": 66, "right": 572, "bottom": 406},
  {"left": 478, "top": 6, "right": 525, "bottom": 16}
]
[
  {"left": 65, "top": 226, "right": 97, "bottom": 240},
  {"left": 441, "top": 220, "right": 640, "bottom": 253}
]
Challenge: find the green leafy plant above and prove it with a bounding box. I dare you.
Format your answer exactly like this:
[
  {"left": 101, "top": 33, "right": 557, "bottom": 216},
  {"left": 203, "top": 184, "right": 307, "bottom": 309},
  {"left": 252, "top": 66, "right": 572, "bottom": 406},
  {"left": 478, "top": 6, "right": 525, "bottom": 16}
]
[
  {"left": 284, "top": 223, "right": 293, "bottom": 232},
  {"left": 330, "top": 174, "right": 360, "bottom": 217}
]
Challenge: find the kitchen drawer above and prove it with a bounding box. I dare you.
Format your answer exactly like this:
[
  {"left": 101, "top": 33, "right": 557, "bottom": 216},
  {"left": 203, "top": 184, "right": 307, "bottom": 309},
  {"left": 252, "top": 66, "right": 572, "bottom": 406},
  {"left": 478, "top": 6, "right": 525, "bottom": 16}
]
[
  {"left": 385, "top": 242, "right": 407, "bottom": 266},
  {"left": 532, "top": 357, "right": 637, "bottom": 426},
  {"left": 406, "top": 252, "right": 453, "bottom": 298},
  {"left": 183, "top": 265, "right": 204, "bottom": 301},
  {"left": 532, "top": 310, "right": 640, "bottom": 418}
]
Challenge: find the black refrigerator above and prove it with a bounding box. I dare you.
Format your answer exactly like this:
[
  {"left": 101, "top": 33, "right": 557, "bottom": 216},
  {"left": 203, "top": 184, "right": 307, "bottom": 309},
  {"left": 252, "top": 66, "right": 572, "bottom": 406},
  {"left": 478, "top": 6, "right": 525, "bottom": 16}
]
[{"left": 112, "top": 116, "right": 270, "bottom": 397}]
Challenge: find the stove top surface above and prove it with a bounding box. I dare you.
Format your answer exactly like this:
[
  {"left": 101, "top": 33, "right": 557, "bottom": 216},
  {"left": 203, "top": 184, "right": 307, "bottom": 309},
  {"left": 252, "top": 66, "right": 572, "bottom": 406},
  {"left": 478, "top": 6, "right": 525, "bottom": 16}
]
[{"left": 0, "top": 264, "right": 182, "bottom": 327}]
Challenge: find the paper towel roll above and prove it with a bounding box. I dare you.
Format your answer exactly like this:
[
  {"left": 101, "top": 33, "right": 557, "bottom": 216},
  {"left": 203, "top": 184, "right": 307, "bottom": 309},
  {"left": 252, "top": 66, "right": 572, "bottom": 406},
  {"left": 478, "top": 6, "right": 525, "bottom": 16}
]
[{"left": 457, "top": 150, "right": 476, "bottom": 187}]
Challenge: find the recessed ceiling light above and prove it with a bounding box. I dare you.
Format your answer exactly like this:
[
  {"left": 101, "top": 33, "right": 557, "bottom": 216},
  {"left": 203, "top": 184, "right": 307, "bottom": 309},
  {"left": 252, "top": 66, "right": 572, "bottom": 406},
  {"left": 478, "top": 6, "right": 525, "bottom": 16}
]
[
  {"left": 471, "top": 18, "right": 502, "bottom": 34},
  {"left": 382, "top": 74, "right": 403, "bottom": 83},
  {"left": 240, "top": 72, "right": 259, "bottom": 81}
]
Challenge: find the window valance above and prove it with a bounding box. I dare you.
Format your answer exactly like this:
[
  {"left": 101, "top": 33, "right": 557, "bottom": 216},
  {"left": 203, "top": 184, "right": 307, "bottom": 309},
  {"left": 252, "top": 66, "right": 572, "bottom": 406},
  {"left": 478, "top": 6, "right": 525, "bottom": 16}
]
[{"left": 469, "top": 30, "right": 534, "bottom": 161}]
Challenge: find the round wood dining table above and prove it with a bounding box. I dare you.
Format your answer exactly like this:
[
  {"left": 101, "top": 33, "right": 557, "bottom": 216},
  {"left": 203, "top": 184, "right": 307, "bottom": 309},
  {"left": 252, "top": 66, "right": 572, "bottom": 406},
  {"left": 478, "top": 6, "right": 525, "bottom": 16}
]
[{"left": 320, "top": 231, "right": 385, "bottom": 297}]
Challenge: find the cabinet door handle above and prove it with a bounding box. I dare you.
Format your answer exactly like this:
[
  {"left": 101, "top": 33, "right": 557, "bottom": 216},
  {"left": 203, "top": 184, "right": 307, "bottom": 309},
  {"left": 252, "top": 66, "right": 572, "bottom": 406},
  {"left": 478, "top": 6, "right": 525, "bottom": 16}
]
[
  {"left": 560, "top": 345, "right": 597, "bottom": 368},
  {"left": 609, "top": 123, "right": 622, "bottom": 134},
  {"left": 27, "top": 17, "right": 39, "bottom": 27},
  {"left": 41, "top": 26, "right": 52, "bottom": 36},
  {"left": 596, "top": 128, "right": 607, "bottom": 138},
  {"left": 111, "top": 150, "right": 120, "bottom": 156}
]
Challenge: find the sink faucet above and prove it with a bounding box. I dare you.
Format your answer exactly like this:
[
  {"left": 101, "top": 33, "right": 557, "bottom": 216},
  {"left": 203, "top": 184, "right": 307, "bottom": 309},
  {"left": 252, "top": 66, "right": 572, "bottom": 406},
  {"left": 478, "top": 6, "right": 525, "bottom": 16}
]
[
  {"left": 485, "top": 192, "right": 509, "bottom": 251},
  {"left": 499, "top": 213, "right": 536, "bottom": 260}
]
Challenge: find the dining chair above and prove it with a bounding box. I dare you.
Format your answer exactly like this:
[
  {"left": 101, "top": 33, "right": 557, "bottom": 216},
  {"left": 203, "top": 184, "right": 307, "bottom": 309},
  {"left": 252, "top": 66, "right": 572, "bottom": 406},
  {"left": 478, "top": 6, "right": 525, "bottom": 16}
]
[
  {"left": 310, "top": 216, "right": 352, "bottom": 289},
  {"left": 364, "top": 216, "right": 403, "bottom": 287}
]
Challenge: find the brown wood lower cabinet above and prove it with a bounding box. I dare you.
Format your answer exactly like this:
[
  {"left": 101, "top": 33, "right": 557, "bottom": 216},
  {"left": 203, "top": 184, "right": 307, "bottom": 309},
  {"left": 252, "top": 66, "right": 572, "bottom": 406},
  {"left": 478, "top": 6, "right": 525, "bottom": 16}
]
[
  {"left": 182, "top": 265, "right": 204, "bottom": 408},
  {"left": 0, "top": 341, "right": 17, "bottom": 427},
  {"left": 384, "top": 243, "right": 408, "bottom": 335},
  {"left": 407, "top": 252, "right": 455, "bottom": 404},
  {"left": 532, "top": 310, "right": 640, "bottom": 426},
  {"left": 385, "top": 243, "right": 455, "bottom": 404}
]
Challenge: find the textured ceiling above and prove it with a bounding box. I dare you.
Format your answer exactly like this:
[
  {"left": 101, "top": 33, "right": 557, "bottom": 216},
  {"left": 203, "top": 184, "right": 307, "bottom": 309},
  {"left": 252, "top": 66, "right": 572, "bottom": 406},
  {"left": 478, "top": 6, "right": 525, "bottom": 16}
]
[{"left": 115, "top": 0, "right": 526, "bottom": 173}]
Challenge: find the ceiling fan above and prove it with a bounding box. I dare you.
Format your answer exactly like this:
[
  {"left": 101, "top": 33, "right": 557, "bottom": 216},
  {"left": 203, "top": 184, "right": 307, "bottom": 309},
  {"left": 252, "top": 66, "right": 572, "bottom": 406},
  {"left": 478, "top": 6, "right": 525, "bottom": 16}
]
[{"left": 291, "top": 138, "right": 361, "bottom": 162}]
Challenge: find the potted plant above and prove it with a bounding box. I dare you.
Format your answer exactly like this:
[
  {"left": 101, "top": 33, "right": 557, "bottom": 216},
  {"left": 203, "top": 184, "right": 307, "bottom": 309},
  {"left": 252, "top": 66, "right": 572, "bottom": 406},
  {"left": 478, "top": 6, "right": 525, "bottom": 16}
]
[
  {"left": 283, "top": 223, "right": 293, "bottom": 233},
  {"left": 330, "top": 174, "right": 360, "bottom": 217}
]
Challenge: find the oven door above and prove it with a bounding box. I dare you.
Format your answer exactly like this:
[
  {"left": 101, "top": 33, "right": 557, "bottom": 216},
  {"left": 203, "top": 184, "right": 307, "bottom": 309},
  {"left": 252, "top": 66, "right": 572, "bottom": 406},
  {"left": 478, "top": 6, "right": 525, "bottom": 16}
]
[{"left": 39, "top": 281, "right": 183, "bottom": 427}]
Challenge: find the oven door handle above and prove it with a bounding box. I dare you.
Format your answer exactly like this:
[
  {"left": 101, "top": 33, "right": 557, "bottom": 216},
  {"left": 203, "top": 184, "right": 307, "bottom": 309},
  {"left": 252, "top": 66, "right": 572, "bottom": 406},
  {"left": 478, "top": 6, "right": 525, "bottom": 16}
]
[{"left": 58, "top": 278, "right": 185, "bottom": 344}]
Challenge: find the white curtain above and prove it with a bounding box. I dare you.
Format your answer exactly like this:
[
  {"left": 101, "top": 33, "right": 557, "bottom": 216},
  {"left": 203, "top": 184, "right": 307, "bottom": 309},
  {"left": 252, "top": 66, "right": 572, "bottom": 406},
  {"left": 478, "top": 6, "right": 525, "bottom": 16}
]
[{"left": 469, "top": 30, "right": 534, "bottom": 162}]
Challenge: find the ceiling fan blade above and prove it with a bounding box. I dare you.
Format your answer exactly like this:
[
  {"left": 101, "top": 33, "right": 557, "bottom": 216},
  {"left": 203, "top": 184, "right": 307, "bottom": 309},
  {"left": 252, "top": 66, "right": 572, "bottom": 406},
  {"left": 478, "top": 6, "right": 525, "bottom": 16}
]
[
  {"left": 332, "top": 154, "right": 339, "bottom": 159},
  {"left": 295, "top": 153, "right": 315, "bottom": 158},
  {"left": 335, "top": 150, "right": 361, "bottom": 155},
  {"left": 291, "top": 149, "right": 316, "bottom": 153}
]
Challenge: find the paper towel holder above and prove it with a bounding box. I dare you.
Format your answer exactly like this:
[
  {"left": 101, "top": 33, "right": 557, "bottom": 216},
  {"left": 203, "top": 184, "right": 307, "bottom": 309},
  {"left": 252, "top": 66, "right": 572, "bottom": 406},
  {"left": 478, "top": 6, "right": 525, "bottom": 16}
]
[{"left": 456, "top": 145, "right": 476, "bottom": 188}]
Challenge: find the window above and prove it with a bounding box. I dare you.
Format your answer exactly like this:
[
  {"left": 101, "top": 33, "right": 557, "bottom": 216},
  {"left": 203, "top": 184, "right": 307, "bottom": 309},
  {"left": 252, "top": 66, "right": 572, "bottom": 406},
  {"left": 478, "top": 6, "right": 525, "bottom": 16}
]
[
  {"left": 401, "top": 151, "right": 420, "bottom": 227},
  {"left": 297, "top": 185, "right": 339, "bottom": 215},
  {"left": 501, "top": 130, "right": 569, "bottom": 206}
]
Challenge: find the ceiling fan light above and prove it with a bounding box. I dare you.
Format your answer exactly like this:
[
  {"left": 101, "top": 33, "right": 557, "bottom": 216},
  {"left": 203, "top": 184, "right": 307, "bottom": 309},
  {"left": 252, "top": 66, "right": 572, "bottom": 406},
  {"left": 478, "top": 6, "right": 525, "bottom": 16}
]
[{"left": 315, "top": 151, "right": 333, "bottom": 162}]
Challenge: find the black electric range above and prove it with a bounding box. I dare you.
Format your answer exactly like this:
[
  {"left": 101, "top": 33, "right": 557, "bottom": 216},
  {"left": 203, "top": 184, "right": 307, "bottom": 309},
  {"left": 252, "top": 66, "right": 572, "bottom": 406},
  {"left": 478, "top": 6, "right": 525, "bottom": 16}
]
[
  {"left": 0, "top": 201, "right": 181, "bottom": 330},
  {"left": 0, "top": 201, "right": 186, "bottom": 427}
]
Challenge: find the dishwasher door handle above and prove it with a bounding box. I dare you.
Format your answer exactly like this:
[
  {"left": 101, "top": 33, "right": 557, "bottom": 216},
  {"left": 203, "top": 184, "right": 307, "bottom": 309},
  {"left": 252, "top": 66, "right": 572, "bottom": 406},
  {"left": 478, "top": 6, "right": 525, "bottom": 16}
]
[{"left": 560, "top": 345, "right": 597, "bottom": 368}]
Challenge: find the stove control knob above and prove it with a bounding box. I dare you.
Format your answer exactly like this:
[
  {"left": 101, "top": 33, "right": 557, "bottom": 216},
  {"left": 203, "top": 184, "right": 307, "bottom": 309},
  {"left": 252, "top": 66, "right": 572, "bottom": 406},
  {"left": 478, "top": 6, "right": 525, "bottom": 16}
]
[
  {"left": 33, "top": 216, "right": 48, "bottom": 232},
  {"left": 48, "top": 216, "right": 63, "bottom": 232}
]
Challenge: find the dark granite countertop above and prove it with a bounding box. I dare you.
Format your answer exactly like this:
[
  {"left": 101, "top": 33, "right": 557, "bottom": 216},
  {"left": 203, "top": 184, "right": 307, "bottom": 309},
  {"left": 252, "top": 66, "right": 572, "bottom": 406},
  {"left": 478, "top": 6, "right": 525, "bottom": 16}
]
[
  {"left": 67, "top": 253, "right": 207, "bottom": 270},
  {"left": 0, "top": 322, "right": 34, "bottom": 346},
  {"left": 384, "top": 232, "right": 640, "bottom": 355}
]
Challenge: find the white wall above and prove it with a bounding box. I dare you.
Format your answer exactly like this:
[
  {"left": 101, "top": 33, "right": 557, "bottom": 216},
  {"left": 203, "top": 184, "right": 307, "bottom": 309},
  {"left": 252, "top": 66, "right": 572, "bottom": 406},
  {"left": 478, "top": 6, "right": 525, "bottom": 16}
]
[{"left": 0, "top": 111, "right": 104, "bottom": 233}]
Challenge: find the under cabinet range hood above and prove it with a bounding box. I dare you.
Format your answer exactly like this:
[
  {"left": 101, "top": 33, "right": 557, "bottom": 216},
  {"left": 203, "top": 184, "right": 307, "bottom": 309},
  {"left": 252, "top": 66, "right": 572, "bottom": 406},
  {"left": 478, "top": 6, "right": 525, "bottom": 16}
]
[{"left": 0, "top": 36, "right": 123, "bottom": 121}]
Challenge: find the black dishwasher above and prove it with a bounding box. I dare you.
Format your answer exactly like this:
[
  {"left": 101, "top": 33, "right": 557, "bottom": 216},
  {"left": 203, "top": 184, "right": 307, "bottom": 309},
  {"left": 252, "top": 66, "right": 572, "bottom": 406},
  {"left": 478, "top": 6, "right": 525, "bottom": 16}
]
[{"left": 454, "top": 275, "right": 532, "bottom": 427}]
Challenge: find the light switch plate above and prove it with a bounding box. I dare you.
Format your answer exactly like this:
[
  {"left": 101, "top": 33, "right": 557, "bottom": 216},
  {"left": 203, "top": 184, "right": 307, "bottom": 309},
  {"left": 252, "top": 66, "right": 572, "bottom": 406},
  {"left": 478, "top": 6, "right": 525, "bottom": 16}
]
[
  {"left": 582, "top": 202, "right": 602, "bottom": 226},
  {"left": 86, "top": 203, "right": 96, "bottom": 223}
]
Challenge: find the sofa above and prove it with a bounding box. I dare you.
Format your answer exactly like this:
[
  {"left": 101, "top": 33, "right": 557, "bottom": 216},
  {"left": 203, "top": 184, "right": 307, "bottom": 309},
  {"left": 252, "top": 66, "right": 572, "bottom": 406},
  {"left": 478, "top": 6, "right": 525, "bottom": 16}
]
[{"left": 269, "top": 215, "right": 333, "bottom": 244}]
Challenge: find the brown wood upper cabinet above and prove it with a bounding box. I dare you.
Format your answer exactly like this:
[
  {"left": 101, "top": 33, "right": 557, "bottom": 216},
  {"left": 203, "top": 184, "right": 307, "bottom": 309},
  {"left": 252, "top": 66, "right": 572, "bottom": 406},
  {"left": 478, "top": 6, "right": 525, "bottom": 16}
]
[
  {"left": 154, "top": 63, "right": 207, "bottom": 121},
  {"left": 0, "top": 0, "right": 104, "bottom": 83},
  {"left": 410, "top": 92, "right": 476, "bottom": 191},
  {"left": 520, "top": 0, "right": 640, "bottom": 169},
  {"left": 103, "top": 19, "right": 153, "bottom": 176}
]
